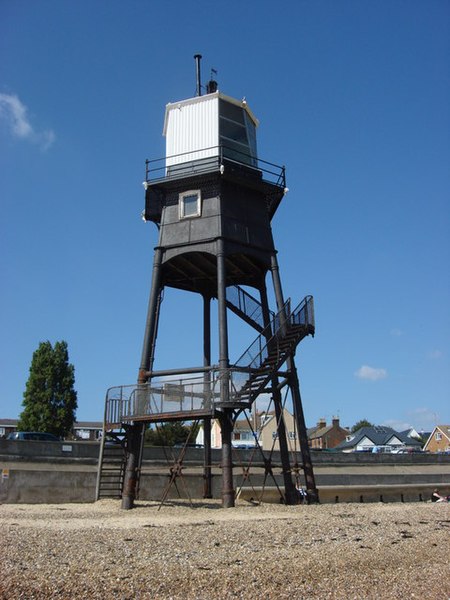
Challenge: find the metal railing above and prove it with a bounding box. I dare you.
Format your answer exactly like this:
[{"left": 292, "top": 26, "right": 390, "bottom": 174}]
[
  {"left": 292, "top": 294, "right": 315, "bottom": 329},
  {"left": 104, "top": 297, "right": 314, "bottom": 426},
  {"left": 234, "top": 299, "right": 290, "bottom": 370},
  {"left": 105, "top": 374, "right": 217, "bottom": 426},
  {"left": 234, "top": 296, "right": 315, "bottom": 371},
  {"left": 145, "top": 145, "right": 286, "bottom": 189},
  {"left": 226, "top": 285, "right": 274, "bottom": 332}
]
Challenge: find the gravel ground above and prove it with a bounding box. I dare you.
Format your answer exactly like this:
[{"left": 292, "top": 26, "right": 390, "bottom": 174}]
[{"left": 1, "top": 499, "right": 449, "bottom": 599}]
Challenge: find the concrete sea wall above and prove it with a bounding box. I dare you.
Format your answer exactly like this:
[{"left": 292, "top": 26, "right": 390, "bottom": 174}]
[{"left": 1, "top": 440, "right": 449, "bottom": 504}]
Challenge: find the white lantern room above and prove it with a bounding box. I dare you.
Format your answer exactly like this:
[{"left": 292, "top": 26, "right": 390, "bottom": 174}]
[{"left": 163, "top": 91, "right": 259, "bottom": 175}]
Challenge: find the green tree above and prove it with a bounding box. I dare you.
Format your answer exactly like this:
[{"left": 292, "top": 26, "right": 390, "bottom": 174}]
[
  {"left": 18, "top": 340, "right": 78, "bottom": 438},
  {"left": 144, "top": 422, "right": 199, "bottom": 446},
  {"left": 351, "top": 419, "right": 374, "bottom": 433}
]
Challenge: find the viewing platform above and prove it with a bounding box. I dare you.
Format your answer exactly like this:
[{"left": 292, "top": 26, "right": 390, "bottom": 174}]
[{"left": 104, "top": 295, "right": 315, "bottom": 430}]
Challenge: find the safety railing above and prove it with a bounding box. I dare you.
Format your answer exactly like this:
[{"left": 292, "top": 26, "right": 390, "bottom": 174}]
[
  {"left": 104, "top": 368, "right": 262, "bottom": 427},
  {"left": 291, "top": 294, "right": 315, "bottom": 330},
  {"left": 234, "top": 295, "right": 315, "bottom": 371},
  {"left": 105, "top": 374, "right": 216, "bottom": 426},
  {"left": 226, "top": 285, "right": 274, "bottom": 332},
  {"left": 104, "top": 297, "right": 314, "bottom": 426},
  {"left": 234, "top": 299, "right": 290, "bottom": 370},
  {"left": 144, "top": 145, "right": 286, "bottom": 190}
]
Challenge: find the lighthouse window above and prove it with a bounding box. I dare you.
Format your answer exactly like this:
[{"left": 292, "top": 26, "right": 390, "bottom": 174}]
[
  {"left": 219, "top": 100, "right": 245, "bottom": 124},
  {"left": 219, "top": 100, "right": 257, "bottom": 167},
  {"left": 220, "top": 119, "right": 248, "bottom": 145},
  {"left": 179, "top": 190, "right": 201, "bottom": 219}
]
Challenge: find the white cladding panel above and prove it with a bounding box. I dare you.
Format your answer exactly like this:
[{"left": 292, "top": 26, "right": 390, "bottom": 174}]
[{"left": 166, "top": 96, "right": 219, "bottom": 166}]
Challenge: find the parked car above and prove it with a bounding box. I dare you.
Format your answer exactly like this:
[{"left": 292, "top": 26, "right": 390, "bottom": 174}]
[
  {"left": 7, "top": 431, "right": 60, "bottom": 441},
  {"left": 391, "top": 447, "right": 423, "bottom": 454},
  {"left": 173, "top": 443, "right": 204, "bottom": 448}
]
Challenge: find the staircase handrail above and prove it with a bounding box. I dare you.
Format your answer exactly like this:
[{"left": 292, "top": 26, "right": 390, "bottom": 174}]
[
  {"left": 234, "top": 299, "right": 291, "bottom": 370},
  {"left": 291, "top": 295, "right": 315, "bottom": 330},
  {"left": 234, "top": 296, "right": 315, "bottom": 371},
  {"left": 225, "top": 285, "right": 274, "bottom": 332}
]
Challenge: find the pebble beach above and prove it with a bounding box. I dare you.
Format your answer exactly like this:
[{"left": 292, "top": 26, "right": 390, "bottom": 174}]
[{"left": 1, "top": 499, "right": 449, "bottom": 599}]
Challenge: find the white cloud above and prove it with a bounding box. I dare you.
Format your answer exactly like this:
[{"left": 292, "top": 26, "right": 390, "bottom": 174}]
[
  {"left": 382, "top": 418, "right": 411, "bottom": 432},
  {"left": 390, "top": 328, "right": 403, "bottom": 337},
  {"left": 354, "top": 365, "right": 387, "bottom": 381},
  {"left": 408, "top": 407, "right": 439, "bottom": 428},
  {"left": 0, "top": 92, "right": 55, "bottom": 150}
]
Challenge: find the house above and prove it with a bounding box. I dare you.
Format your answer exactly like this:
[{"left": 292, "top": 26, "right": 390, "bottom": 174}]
[
  {"left": 423, "top": 425, "right": 450, "bottom": 453},
  {"left": 72, "top": 421, "right": 103, "bottom": 441},
  {"left": 0, "top": 418, "right": 19, "bottom": 439},
  {"left": 232, "top": 416, "right": 259, "bottom": 448},
  {"left": 259, "top": 408, "right": 297, "bottom": 451},
  {"left": 400, "top": 427, "right": 422, "bottom": 441},
  {"left": 307, "top": 417, "right": 349, "bottom": 450},
  {"left": 0, "top": 418, "right": 102, "bottom": 441},
  {"left": 230, "top": 411, "right": 349, "bottom": 451},
  {"left": 196, "top": 419, "right": 221, "bottom": 448},
  {"left": 334, "top": 425, "right": 422, "bottom": 453},
  {"left": 196, "top": 414, "right": 261, "bottom": 449}
]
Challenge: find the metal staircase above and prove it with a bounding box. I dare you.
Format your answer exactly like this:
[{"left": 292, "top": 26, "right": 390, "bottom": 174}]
[
  {"left": 227, "top": 295, "right": 314, "bottom": 408},
  {"left": 96, "top": 431, "right": 127, "bottom": 500},
  {"left": 225, "top": 285, "right": 273, "bottom": 333}
]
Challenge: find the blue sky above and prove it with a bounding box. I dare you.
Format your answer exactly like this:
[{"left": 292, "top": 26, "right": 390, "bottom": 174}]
[{"left": 1, "top": 0, "right": 449, "bottom": 433}]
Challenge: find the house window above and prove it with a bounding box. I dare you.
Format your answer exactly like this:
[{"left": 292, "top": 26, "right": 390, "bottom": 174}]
[
  {"left": 179, "top": 190, "right": 201, "bottom": 219},
  {"left": 435, "top": 432, "right": 442, "bottom": 441}
]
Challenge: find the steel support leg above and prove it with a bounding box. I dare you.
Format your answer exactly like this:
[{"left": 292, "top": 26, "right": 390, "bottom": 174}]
[
  {"left": 219, "top": 410, "right": 235, "bottom": 508},
  {"left": 203, "top": 293, "right": 212, "bottom": 498},
  {"left": 217, "top": 242, "right": 234, "bottom": 507},
  {"left": 272, "top": 388, "right": 299, "bottom": 504},
  {"left": 260, "top": 283, "right": 297, "bottom": 504},
  {"left": 269, "top": 253, "right": 318, "bottom": 503},
  {"left": 289, "top": 363, "right": 319, "bottom": 502},
  {"left": 121, "top": 423, "right": 143, "bottom": 510},
  {"left": 139, "top": 247, "right": 163, "bottom": 383}
]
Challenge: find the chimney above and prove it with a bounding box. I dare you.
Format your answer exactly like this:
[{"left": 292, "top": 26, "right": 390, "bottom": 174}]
[
  {"left": 332, "top": 416, "right": 340, "bottom": 428},
  {"left": 317, "top": 418, "right": 326, "bottom": 429},
  {"left": 194, "top": 54, "right": 202, "bottom": 96}
]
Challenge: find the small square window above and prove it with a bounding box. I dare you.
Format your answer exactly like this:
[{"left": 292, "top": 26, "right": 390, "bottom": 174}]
[{"left": 179, "top": 190, "right": 201, "bottom": 219}]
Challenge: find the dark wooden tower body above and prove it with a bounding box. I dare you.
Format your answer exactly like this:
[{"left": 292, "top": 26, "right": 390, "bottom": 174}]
[{"left": 97, "top": 63, "right": 318, "bottom": 508}]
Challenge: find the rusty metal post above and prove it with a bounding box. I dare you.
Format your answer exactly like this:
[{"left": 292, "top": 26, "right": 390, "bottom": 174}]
[
  {"left": 289, "top": 363, "right": 319, "bottom": 503},
  {"left": 219, "top": 410, "right": 235, "bottom": 507},
  {"left": 121, "top": 423, "right": 143, "bottom": 510},
  {"left": 139, "top": 247, "right": 163, "bottom": 383},
  {"left": 217, "top": 241, "right": 234, "bottom": 507},
  {"left": 272, "top": 389, "right": 298, "bottom": 504},
  {"left": 270, "top": 252, "right": 318, "bottom": 503},
  {"left": 260, "top": 283, "right": 298, "bottom": 504},
  {"left": 203, "top": 418, "right": 212, "bottom": 498},
  {"left": 202, "top": 294, "right": 212, "bottom": 498},
  {"left": 270, "top": 253, "right": 286, "bottom": 320}
]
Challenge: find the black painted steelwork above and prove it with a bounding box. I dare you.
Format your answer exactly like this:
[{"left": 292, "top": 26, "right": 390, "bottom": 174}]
[{"left": 99, "top": 83, "right": 318, "bottom": 509}]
